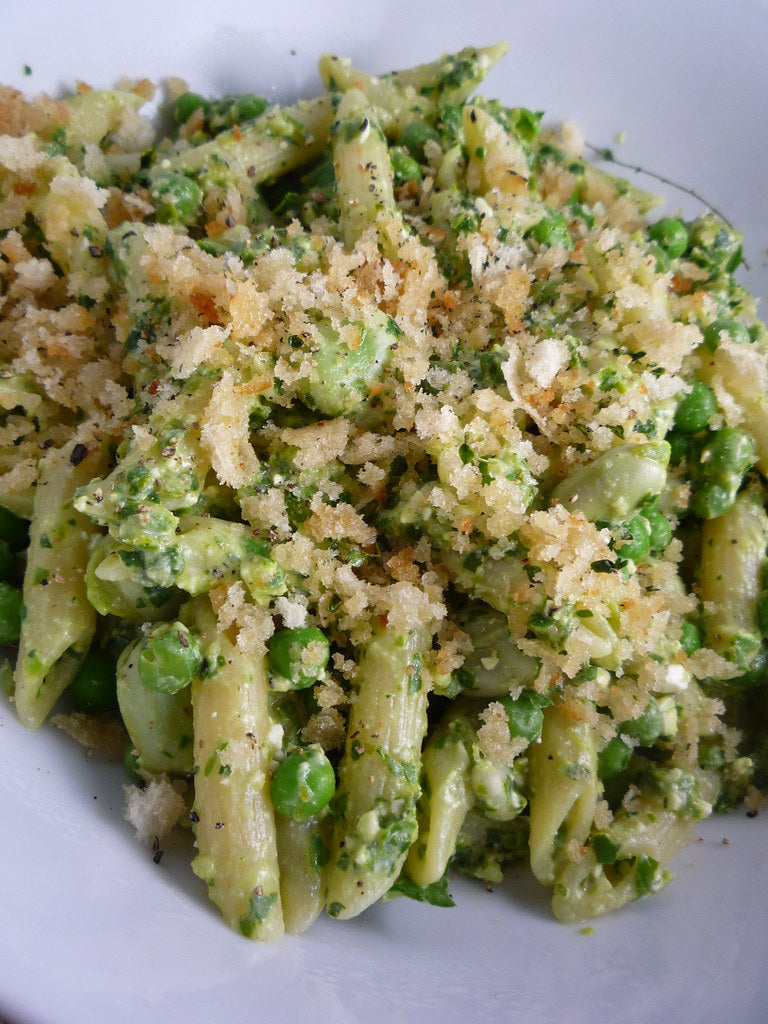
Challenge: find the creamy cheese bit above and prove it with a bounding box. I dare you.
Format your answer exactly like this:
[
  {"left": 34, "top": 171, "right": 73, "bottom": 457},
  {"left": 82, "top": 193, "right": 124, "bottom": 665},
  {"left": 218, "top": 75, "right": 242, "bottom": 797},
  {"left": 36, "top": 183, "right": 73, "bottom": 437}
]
[{"left": 0, "top": 43, "right": 765, "bottom": 942}]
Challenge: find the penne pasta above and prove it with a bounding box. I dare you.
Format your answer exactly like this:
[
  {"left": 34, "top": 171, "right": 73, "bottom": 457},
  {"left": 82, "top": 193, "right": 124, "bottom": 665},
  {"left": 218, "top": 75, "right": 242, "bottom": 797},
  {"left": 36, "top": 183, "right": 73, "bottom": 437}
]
[
  {"left": 528, "top": 705, "right": 598, "bottom": 886},
  {"left": 325, "top": 626, "right": 429, "bottom": 919},
  {"left": 14, "top": 439, "right": 106, "bottom": 729},
  {"left": 188, "top": 600, "right": 285, "bottom": 942}
]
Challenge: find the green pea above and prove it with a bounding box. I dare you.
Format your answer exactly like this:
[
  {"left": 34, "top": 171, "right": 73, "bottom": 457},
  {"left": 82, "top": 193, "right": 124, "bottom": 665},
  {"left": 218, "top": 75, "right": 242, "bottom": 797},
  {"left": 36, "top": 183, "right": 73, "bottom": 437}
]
[
  {"left": 647, "top": 217, "right": 689, "bottom": 259},
  {"left": 680, "top": 620, "right": 702, "bottom": 655},
  {"left": 137, "top": 621, "right": 203, "bottom": 694},
  {"left": 149, "top": 172, "right": 203, "bottom": 225},
  {"left": 268, "top": 626, "right": 330, "bottom": 689},
  {"left": 691, "top": 427, "right": 756, "bottom": 519},
  {"left": 207, "top": 93, "right": 268, "bottom": 131},
  {"left": 666, "top": 430, "right": 690, "bottom": 467},
  {"left": 0, "top": 505, "right": 29, "bottom": 551},
  {"left": 499, "top": 691, "right": 546, "bottom": 744},
  {"left": 173, "top": 91, "right": 210, "bottom": 125},
  {"left": 674, "top": 381, "right": 717, "bottom": 434},
  {"left": 702, "top": 318, "right": 751, "bottom": 351},
  {"left": 620, "top": 699, "right": 663, "bottom": 746},
  {"left": 688, "top": 216, "right": 742, "bottom": 274},
  {"left": 643, "top": 509, "right": 672, "bottom": 553},
  {"left": 69, "top": 651, "right": 117, "bottom": 712},
  {"left": 613, "top": 514, "right": 651, "bottom": 564},
  {"left": 398, "top": 121, "right": 441, "bottom": 163},
  {"left": 598, "top": 736, "right": 632, "bottom": 779},
  {"left": 690, "top": 481, "right": 732, "bottom": 520},
  {"left": 270, "top": 746, "right": 335, "bottom": 820},
  {"left": 232, "top": 94, "right": 267, "bottom": 123},
  {"left": 704, "top": 427, "right": 755, "bottom": 478},
  {"left": 390, "top": 146, "right": 422, "bottom": 185},
  {"left": 0, "top": 582, "right": 22, "bottom": 644},
  {"left": 527, "top": 210, "right": 572, "bottom": 250}
]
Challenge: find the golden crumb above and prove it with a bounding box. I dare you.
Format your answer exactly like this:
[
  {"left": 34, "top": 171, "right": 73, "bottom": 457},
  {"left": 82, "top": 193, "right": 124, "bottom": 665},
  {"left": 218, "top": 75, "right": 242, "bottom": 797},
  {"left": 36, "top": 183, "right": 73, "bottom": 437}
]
[
  {"left": 477, "top": 701, "right": 528, "bottom": 765},
  {"left": 51, "top": 711, "right": 128, "bottom": 757},
  {"left": 124, "top": 776, "right": 187, "bottom": 845}
]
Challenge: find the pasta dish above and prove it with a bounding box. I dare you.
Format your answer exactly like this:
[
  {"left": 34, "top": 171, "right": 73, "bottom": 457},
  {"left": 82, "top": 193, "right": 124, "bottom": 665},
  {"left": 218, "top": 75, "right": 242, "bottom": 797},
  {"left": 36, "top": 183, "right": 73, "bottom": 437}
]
[{"left": 0, "top": 45, "right": 765, "bottom": 940}]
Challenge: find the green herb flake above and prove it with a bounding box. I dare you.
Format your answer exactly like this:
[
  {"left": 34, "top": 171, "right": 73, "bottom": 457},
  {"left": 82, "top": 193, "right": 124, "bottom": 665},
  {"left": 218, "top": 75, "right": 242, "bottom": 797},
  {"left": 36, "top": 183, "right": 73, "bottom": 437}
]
[
  {"left": 592, "top": 833, "right": 621, "bottom": 865},
  {"left": 238, "top": 890, "right": 278, "bottom": 937},
  {"left": 377, "top": 748, "right": 419, "bottom": 786},
  {"left": 308, "top": 832, "right": 327, "bottom": 874},
  {"left": 634, "top": 855, "right": 661, "bottom": 896},
  {"left": 386, "top": 871, "right": 455, "bottom": 907}
]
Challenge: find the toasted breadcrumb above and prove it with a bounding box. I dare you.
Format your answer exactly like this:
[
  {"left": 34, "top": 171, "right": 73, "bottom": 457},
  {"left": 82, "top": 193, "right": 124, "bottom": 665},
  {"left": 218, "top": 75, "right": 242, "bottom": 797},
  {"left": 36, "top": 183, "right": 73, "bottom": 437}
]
[
  {"left": 51, "top": 711, "right": 129, "bottom": 757},
  {"left": 477, "top": 701, "right": 528, "bottom": 766},
  {"left": 201, "top": 370, "right": 260, "bottom": 487},
  {"left": 124, "top": 776, "right": 187, "bottom": 845},
  {"left": 301, "top": 707, "right": 347, "bottom": 750}
]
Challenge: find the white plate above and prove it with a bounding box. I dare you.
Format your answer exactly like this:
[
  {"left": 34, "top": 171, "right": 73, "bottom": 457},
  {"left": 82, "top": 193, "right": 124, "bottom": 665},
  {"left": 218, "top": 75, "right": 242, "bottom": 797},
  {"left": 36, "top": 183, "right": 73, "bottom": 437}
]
[{"left": 1, "top": 3, "right": 767, "bottom": 1022}]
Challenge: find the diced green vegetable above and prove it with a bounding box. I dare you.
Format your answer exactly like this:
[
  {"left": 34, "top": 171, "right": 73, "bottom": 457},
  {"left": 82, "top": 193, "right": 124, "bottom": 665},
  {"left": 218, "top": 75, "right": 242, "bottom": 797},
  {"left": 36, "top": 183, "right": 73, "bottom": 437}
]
[{"left": 271, "top": 746, "right": 336, "bottom": 820}]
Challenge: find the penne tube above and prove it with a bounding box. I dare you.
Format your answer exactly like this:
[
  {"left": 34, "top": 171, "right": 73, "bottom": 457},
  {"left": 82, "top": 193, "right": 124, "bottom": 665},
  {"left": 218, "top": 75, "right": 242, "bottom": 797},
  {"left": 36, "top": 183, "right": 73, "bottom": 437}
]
[
  {"left": 275, "top": 815, "right": 329, "bottom": 935},
  {"left": 331, "top": 89, "right": 406, "bottom": 256},
  {"left": 156, "top": 96, "right": 334, "bottom": 191},
  {"left": 698, "top": 486, "right": 768, "bottom": 667},
  {"left": 405, "top": 712, "right": 474, "bottom": 887},
  {"left": 551, "top": 797, "right": 690, "bottom": 923},
  {"left": 319, "top": 43, "right": 507, "bottom": 138},
  {"left": 527, "top": 704, "right": 598, "bottom": 885},
  {"left": 189, "top": 600, "right": 284, "bottom": 942},
  {"left": 325, "top": 625, "right": 429, "bottom": 920},
  {"left": 14, "top": 439, "right": 107, "bottom": 729}
]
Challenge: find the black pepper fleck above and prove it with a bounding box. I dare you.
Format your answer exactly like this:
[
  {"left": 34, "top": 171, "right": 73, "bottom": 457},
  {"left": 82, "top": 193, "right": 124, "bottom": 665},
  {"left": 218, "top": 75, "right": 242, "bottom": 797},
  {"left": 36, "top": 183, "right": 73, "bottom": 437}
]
[{"left": 69, "top": 443, "right": 88, "bottom": 466}]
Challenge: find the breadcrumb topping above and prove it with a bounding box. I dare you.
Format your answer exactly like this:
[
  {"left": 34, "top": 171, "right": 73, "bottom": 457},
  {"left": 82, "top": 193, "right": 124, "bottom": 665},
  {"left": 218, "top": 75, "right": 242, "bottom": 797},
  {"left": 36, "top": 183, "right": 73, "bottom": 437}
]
[{"left": 124, "top": 776, "right": 187, "bottom": 845}]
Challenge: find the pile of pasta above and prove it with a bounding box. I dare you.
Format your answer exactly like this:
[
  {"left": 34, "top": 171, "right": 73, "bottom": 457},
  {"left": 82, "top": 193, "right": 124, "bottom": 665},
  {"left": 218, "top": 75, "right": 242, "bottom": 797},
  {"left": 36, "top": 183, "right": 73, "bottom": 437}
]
[{"left": 0, "top": 45, "right": 765, "bottom": 940}]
